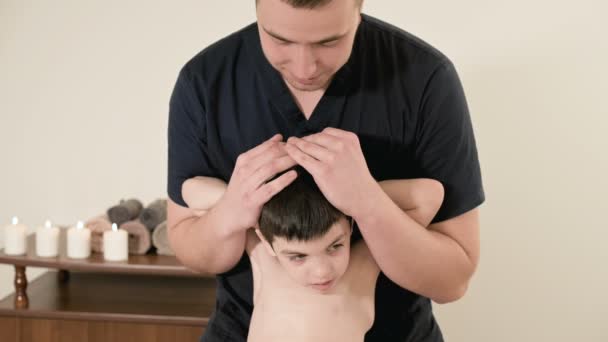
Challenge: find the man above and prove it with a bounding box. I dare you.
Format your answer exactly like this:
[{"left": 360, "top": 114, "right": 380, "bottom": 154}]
[{"left": 167, "top": 0, "right": 484, "bottom": 341}]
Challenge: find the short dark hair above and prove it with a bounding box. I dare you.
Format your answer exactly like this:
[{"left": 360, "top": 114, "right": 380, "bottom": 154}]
[
  {"left": 256, "top": 0, "right": 363, "bottom": 10},
  {"left": 259, "top": 167, "right": 345, "bottom": 245}
]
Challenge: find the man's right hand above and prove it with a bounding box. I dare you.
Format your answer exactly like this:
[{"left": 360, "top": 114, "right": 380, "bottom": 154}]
[{"left": 215, "top": 133, "right": 298, "bottom": 234}]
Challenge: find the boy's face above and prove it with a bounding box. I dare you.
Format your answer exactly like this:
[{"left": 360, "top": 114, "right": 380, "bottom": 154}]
[{"left": 260, "top": 217, "right": 353, "bottom": 293}]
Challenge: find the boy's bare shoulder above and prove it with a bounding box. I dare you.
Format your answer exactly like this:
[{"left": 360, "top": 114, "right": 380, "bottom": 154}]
[
  {"left": 349, "top": 241, "right": 381, "bottom": 281},
  {"left": 246, "top": 229, "right": 262, "bottom": 256}
]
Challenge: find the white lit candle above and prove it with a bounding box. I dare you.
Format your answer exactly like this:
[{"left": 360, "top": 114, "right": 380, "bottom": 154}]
[
  {"left": 3, "top": 217, "right": 28, "bottom": 255},
  {"left": 67, "top": 221, "right": 91, "bottom": 259},
  {"left": 35, "top": 220, "right": 60, "bottom": 257},
  {"left": 103, "top": 223, "right": 128, "bottom": 261}
]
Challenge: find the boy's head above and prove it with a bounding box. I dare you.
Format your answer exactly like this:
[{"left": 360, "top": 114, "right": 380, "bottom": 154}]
[{"left": 256, "top": 167, "right": 352, "bottom": 292}]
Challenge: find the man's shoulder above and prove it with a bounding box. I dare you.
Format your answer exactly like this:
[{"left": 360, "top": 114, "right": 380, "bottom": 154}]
[
  {"left": 360, "top": 14, "right": 450, "bottom": 67},
  {"left": 180, "top": 22, "right": 257, "bottom": 80}
]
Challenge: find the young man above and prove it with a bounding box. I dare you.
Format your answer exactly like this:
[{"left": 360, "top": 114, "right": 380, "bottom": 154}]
[
  {"left": 181, "top": 169, "right": 444, "bottom": 341},
  {"left": 167, "top": 0, "right": 484, "bottom": 340}
]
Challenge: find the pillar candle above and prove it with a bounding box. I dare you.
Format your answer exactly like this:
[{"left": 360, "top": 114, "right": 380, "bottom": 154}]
[
  {"left": 67, "top": 221, "right": 91, "bottom": 259},
  {"left": 35, "top": 220, "right": 60, "bottom": 257},
  {"left": 103, "top": 223, "right": 128, "bottom": 261},
  {"left": 3, "top": 217, "right": 28, "bottom": 255}
]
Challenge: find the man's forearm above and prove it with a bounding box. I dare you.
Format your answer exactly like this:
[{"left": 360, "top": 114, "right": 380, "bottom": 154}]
[
  {"left": 354, "top": 184, "right": 475, "bottom": 304},
  {"left": 168, "top": 201, "right": 247, "bottom": 275}
]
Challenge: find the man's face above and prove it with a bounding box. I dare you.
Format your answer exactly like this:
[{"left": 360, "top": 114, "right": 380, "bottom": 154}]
[
  {"left": 270, "top": 217, "right": 352, "bottom": 293},
  {"left": 256, "top": 0, "right": 361, "bottom": 92}
]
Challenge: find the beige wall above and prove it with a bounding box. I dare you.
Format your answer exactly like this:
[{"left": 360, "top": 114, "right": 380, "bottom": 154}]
[{"left": 1, "top": 1, "right": 606, "bottom": 341}]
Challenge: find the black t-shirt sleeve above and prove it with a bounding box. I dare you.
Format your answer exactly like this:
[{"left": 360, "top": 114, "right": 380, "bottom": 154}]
[
  {"left": 167, "top": 67, "right": 216, "bottom": 208},
  {"left": 415, "top": 61, "right": 485, "bottom": 223}
]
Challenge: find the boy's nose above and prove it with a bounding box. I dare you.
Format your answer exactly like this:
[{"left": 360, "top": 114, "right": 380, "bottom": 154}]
[{"left": 311, "top": 261, "right": 333, "bottom": 281}]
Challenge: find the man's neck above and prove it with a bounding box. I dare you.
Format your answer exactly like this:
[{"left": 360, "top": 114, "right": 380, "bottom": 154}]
[{"left": 286, "top": 83, "right": 326, "bottom": 120}]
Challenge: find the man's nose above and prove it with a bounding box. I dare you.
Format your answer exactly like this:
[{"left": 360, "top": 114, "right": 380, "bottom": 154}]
[{"left": 293, "top": 45, "right": 318, "bottom": 79}]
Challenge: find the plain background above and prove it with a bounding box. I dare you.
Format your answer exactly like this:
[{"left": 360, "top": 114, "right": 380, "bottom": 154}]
[{"left": 1, "top": 1, "right": 607, "bottom": 341}]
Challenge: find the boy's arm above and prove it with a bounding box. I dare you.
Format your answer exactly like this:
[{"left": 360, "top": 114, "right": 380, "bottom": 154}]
[
  {"left": 182, "top": 176, "right": 227, "bottom": 216},
  {"left": 378, "top": 179, "right": 444, "bottom": 227},
  {"left": 167, "top": 176, "right": 239, "bottom": 275},
  {"left": 355, "top": 179, "right": 443, "bottom": 277}
]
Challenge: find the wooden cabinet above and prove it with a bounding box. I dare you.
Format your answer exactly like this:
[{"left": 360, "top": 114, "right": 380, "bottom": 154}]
[{"left": 0, "top": 230, "right": 216, "bottom": 342}]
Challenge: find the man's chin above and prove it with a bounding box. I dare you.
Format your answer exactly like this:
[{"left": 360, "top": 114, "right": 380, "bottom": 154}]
[{"left": 285, "top": 77, "right": 330, "bottom": 92}]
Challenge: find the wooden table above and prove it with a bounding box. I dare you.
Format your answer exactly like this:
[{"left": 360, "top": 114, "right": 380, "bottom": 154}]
[{"left": 0, "top": 229, "right": 217, "bottom": 342}]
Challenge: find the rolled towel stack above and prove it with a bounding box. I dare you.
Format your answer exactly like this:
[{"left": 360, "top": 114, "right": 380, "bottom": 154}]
[
  {"left": 152, "top": 221, "right": 174, "bottom": 256},
  {"left": 139, "top": 199, "right": 167, "bottom": 231},
  {"left": 107, "top": 199, "right": 143, "bottom": 226},
  {"left": 120, "top": 219, "right": 152, "bottom": 255},
  {"left": 85, "top": 214, "right": 112, "bottom": 253}
]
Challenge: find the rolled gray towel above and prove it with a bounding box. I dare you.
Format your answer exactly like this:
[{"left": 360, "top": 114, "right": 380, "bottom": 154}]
[
  {"left": 152, "top": 221, "right": 175, "bottom": 256},
  {"left": 120, "top": 219, "right": 152, "bottom": 255},
  {"left": 85, "top": 214, "right": 112, "bottom": 253},
  {"left": 139, "top": 199, "right": 167, "bottom": 231},
  {"left": 107, "top": 198, "right": 143, "bottom": 226}
]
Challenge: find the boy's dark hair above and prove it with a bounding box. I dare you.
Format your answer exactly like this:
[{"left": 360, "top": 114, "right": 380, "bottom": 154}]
[{"left": 259, "top": 167, "right": 345, "bottom": 245}]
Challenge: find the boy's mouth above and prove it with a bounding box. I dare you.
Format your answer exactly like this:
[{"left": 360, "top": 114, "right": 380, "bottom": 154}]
[{"left": 310, "top": 279, "right": 334, "bottom": 291}]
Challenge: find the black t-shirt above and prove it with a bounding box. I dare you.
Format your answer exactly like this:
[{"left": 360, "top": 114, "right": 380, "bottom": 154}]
[{"left": 167, "top": 14, "right": 484, "bottom": 342}]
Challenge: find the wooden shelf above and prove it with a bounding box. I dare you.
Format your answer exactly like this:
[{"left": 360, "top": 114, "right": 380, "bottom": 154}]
[
  {"left": 0, "top": 228, "right": 208, "bottom": 277},
  {"left": 0, "top": 227, "right": 216, "bottom": 340},
  {"left": 0, "top": 271, "right": 215, "bottom": 326}
]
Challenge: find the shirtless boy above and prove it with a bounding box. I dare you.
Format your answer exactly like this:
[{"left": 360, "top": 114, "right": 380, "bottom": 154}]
[{"left": 182, "top": 169, "right": 443, "bottom": 342}]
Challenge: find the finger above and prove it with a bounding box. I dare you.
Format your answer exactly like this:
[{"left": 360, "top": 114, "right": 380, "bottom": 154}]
[
  {"left": 246, "top": 142, "right": 291, "bottom": 176},
  {"left": 322, "top": 127, "right": 352, "bottom": 139},
  {"left": 320, "top": 128, "right": 360, "bottom": 152},
  {"left": 238, "top": 134, "right": 283, "bottom": 165},
  {"left": 299, "top": 133, "right": 342, "bottom": 152},
  {"left": 246, "top": 154, "right": 298, "bottom": 190},
  {"left": 252, "top": 170, "right": 298, "bottom": 205},
  {"left": 286, "top": 137, "right": 333, "bottom": 162},
  {"left": 284, "top": 141, "right": 323, "bottom": 175}
]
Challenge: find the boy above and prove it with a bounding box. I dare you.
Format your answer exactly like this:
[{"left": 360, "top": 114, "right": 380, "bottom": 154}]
[{"left": 182, "top": 168, "right": 443, "bottom": 342}]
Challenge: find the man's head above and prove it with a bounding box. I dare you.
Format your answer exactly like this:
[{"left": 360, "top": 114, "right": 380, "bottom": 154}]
[
  {"left": 255, "top": 0, "right": 362, "bottom": 92},
  {"left": 256, "top": 167, "right": 353, "bottom": 292}
]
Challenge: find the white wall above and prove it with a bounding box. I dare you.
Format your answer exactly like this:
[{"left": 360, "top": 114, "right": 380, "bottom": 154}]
[{"left": 1, "top": 1, "right": 607, "bottom": 341}]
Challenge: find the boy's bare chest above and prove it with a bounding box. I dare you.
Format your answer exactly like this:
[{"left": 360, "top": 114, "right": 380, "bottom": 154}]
[{"left": 247, "top": 244, "right": 375, "bottom": 342}]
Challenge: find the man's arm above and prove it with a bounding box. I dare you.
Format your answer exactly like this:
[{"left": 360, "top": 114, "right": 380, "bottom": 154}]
[
  {"left": 167, "top": 197, "right": 246, "bottom": 275},
  {"left": 354, "top": 184, "right": 480, "bottom": 304},
  {"left": 372, "top": 180, "right": 477, "bottom": 305},
  {"left": 167, "top": 135, "right": 298, "bottom": 275}
]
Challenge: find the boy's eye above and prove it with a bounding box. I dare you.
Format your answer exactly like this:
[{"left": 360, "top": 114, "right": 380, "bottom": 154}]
[
  {"left": 290, "top": 255, "right": 306, "bottom": 262},
  {"left": 330, "top": 244, "right": 343, "bottom": 251}
]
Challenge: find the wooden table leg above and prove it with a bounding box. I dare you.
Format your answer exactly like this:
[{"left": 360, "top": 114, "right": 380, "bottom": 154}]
[
  {"left": 14, "top": 265, "right": 28, "bottom": 309},
  {"left": 58, "top": 269, "right": 70, "bottom": 283}
]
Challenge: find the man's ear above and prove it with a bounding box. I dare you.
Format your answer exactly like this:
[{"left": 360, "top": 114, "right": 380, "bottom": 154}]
[{"left": 255, "top": 229, "right": 277, "bottom": 257}]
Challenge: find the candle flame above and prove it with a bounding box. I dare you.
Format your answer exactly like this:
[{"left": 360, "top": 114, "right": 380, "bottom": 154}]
[
  {"left": 77, "top": 221, "right": 84, "bottom": 229},
  {"left": 45, "top": 220, "right": 52, "bottom": 229},
  {"left": 12, "top": 216, "right": 18, "bottom": 225},
  {"left": 112, "top": 223, "right": 118, "bottom": 231}
]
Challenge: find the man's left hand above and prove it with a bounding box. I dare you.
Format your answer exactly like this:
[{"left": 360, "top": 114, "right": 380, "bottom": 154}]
[{"left": 284, "top": 127, "right": 380, "bottom": 217}]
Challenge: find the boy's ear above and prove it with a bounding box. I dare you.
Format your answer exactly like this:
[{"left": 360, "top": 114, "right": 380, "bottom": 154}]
[{"left": 255, "top": 229, "right": 277, "bottom": 257}]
